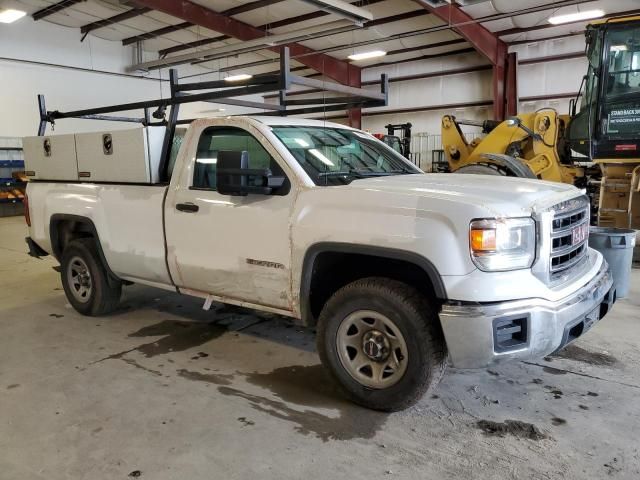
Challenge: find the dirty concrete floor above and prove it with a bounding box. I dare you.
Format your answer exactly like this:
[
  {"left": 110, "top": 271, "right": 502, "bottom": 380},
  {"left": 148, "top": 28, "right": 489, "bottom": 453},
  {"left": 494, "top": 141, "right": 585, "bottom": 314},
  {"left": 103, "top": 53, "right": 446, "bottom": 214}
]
[{"left": 1, "top": 215, "right": 639, "bottom": 480}]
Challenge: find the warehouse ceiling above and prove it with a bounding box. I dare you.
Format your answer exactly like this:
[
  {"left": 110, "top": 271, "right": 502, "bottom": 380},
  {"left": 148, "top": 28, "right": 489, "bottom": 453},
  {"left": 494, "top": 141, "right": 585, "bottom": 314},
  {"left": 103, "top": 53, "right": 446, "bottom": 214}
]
[{"left": 4, "top": 0, "right": 640, "bottom": 78}]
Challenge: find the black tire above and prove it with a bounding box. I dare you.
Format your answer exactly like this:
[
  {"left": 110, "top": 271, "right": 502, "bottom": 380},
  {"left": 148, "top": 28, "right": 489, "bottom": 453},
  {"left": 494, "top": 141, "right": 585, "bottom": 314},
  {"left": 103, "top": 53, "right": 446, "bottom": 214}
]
[
  {"left": 316, "top": 277, "right": 447, "bottom": 411},
  {"left": 60, "top": 238, "right": 122, "bottom": 316},
  {"left": 454, "top": 164, "right": 506, "bottom": 176}
]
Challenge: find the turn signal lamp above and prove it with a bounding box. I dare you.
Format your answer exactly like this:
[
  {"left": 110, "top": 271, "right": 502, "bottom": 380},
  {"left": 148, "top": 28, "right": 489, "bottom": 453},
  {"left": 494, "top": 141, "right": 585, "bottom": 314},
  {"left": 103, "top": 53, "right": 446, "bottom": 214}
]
[{"left": 470, "top": 228, "right": 497, "bottom": 252}]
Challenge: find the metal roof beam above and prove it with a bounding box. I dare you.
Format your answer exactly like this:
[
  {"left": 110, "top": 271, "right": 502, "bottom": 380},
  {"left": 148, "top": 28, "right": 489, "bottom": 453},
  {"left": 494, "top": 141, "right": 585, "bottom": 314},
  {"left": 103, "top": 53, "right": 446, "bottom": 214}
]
[
  {"left": 187, "top": 9, "right": 435, "bottom": 68},
  {"left": 157, "top": 0, "right": 386, "bottom": 57},
  {"left": 412, "top": 0, "right": 506, "bottom": 65},
  {"left": 80, "top": 7, "right": 152, "bottom": 38},
  {"left": 218, "top": 37, "right": 467, "bottom": 78},
  {"left": 32, "top": 0, "right": 85, "bottom": 21},
  {"left": 122, "top": 21, "right": 193, "bottom": 46},
  {"left": 131, "top": 0, "right": 361, "bottom": 86},
  {"left": 223, "top": 0, "right": 286, "bottom": 16},
  {"left": 121, "top": 0, "right": 286, "bottom": 46},
  {"left": 297, "top": 0, "right": 373, "bottom": 24},
  {"left": 159, "top": 35, "right": 229, "bottom": 57}
]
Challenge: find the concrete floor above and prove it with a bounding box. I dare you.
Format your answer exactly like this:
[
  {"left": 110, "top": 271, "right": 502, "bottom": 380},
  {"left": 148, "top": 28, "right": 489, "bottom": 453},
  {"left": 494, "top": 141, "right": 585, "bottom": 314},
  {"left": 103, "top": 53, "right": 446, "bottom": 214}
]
[{"left": 1, "top": 215, "right": 639, "bottom": 480}]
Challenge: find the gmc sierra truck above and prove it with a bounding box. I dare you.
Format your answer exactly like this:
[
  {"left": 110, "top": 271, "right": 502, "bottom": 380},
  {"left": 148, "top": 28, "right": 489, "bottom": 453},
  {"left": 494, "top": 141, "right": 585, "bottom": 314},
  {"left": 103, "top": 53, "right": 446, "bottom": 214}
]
[{"left": 24, "top": 116, "right": 616, "bottom": 411}]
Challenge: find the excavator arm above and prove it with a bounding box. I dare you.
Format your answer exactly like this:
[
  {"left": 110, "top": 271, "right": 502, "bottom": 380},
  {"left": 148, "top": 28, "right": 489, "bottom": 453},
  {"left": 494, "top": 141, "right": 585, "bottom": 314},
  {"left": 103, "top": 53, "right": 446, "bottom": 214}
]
[{"left": 441, "top": 111, "right": 584, "bottom": 184}]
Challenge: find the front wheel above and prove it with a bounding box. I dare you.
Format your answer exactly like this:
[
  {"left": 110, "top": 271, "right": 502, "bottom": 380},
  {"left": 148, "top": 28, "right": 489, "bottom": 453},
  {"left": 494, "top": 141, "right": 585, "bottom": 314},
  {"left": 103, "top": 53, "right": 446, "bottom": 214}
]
[
  {"left": 61, "top": 238, "right": 122, "bottom": 316},
  {"left": 317, "top": 278, "right": 447, "bottom": 411}
]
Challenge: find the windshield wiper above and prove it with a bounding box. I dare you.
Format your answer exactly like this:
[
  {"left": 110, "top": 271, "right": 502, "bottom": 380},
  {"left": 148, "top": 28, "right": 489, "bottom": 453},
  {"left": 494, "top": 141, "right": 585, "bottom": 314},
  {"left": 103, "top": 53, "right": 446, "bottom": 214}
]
[
  {"left": 317, "top": 170, "right": 358, "bottom": 178},
  {"left": 368, "top": 169, "right": 414, "bottom": 175},
  {"left": 317, "top": 168, "right": 412, "bottom": 179}
]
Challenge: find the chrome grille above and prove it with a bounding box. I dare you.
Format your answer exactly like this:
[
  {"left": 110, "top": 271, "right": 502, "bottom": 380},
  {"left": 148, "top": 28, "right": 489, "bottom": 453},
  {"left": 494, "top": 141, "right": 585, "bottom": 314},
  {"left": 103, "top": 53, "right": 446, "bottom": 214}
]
[{"left": 549, "top": 197, "right": 589, "bottom": 278}]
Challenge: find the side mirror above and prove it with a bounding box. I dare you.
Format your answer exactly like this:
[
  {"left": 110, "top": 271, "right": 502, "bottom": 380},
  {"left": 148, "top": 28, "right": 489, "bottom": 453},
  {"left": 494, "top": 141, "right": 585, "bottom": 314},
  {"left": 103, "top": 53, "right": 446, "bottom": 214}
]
[{"left": 216, "top": 150, "right": 285, "bottom": 196}]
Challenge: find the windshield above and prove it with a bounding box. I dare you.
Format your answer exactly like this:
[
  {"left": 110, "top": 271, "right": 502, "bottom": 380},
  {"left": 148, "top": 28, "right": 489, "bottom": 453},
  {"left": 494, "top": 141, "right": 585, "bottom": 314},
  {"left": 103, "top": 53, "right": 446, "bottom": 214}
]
[
  {"left": 602, "top": 23, "right": 640, "bottom": 139},
  {"left": 604, "top": 25, "right": 640, "bottom": 100},
  {"left": 271, "top": 126, "right": 420, "bottom": 186}
]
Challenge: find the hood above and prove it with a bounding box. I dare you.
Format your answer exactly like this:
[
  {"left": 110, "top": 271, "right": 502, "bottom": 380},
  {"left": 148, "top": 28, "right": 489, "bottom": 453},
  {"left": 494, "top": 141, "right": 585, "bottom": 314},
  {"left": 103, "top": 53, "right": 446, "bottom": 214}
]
[{"left": 344, "top": 173, "right": 582, "bottom": 217}]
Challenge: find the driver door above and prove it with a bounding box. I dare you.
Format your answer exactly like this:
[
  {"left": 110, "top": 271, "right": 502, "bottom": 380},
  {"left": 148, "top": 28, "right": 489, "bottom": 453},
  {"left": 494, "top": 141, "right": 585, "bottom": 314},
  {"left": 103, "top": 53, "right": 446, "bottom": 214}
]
[{"left": 164, "top": 124, "right": 294, "bottom": 311}]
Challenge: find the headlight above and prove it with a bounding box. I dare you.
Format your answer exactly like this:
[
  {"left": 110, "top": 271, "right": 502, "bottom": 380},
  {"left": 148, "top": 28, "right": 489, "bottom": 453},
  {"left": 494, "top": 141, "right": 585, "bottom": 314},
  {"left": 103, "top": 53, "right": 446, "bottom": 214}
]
[{"left": 470, "top": 218, "right": 536, "bottom": 271}]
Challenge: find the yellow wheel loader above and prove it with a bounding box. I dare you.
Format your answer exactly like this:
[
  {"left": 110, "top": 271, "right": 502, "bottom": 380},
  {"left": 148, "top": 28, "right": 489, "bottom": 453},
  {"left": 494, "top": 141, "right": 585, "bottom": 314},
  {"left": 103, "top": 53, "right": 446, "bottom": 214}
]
[{"left": 442, "top": 15, "right": 640, "bottom": 229}]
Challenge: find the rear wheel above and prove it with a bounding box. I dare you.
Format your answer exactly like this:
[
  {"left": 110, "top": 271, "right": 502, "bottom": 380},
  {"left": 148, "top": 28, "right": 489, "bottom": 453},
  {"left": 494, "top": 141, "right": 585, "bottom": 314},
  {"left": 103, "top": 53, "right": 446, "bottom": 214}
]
[
  {"left": 317, "top": 277, "right": 447, "bottom": 411},
  {"left": 61, "top": 238, "right": 121, "bottom": 316}
]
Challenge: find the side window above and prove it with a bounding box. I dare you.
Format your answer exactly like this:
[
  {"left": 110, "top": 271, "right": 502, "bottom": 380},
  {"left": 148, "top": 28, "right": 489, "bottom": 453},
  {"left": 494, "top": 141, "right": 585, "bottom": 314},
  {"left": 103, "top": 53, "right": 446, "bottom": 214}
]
[{"left": 193, "top": 126, "right": 289, "bottom": 194}]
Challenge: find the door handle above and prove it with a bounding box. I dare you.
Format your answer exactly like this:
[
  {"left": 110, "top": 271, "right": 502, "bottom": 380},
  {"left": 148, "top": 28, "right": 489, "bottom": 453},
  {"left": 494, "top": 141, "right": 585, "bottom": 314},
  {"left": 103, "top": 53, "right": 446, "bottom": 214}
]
[{"left": 176, "top": 202, "right": 199, "bottom": 213}]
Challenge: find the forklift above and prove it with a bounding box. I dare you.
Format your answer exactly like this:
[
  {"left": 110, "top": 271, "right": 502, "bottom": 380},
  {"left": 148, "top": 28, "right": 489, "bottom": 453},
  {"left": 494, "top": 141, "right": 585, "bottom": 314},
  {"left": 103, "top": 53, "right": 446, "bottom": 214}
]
[{"left": 374, "top": 123, "right": 412, "bottom": 160}]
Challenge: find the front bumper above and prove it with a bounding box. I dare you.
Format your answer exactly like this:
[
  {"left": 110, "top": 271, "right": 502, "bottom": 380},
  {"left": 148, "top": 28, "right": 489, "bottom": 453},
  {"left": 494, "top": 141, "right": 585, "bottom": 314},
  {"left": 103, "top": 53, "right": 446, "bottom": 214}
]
[{"left": 439, "top": 261, "right": 615, "bottom": 368}]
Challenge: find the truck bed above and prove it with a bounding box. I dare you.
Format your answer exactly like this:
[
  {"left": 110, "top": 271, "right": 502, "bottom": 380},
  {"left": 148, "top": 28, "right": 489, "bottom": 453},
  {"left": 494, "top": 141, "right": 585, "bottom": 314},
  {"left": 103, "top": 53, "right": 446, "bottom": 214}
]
[{"left": 27, "top": 182, "right": 171, "bottom": 286}]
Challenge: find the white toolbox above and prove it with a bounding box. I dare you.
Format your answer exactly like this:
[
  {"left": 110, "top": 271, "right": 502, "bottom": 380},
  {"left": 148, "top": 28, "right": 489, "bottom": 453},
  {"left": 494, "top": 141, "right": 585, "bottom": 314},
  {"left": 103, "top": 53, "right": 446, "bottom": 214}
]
[
  {"left": 23, "top": 126, "right": 166, "bottom": 183},
  {"left": 23, "top": 133, "right": 78, "bottom": 181},
  {"left": 75, "top": 127, "right": 165, "bottom": 183}
]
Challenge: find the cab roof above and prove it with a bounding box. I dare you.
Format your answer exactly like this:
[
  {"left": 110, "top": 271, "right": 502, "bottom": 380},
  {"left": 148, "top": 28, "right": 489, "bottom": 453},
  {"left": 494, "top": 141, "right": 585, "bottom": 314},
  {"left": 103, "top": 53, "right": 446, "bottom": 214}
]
[
  {"left": 248, "top": 116, "right": 355, "bottom": 130},
  {"left": 589, "top": 14, "right": 640, "bottom": 26}
]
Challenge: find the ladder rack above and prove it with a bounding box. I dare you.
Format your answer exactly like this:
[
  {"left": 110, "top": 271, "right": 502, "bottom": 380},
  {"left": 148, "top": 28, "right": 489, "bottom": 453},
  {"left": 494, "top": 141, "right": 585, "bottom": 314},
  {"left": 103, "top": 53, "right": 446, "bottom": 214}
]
[{"left": 36, "top": 47, "right": 389, "bottom": 183}]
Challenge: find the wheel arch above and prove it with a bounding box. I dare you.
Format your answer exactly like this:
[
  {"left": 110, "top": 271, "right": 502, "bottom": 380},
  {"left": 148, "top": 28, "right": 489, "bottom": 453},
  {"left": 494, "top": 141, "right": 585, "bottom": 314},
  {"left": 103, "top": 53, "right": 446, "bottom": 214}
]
[
  {"left": 49, "top": 214, "right": 121, "bottom": 282},
  {"left": 300, "top": 242, "right": 447, "bottom": 326}
]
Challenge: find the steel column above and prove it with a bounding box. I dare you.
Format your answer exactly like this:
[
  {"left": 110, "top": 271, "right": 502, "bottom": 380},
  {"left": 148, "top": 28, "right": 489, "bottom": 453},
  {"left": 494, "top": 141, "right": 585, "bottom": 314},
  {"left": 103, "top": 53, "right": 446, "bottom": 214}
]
[
  {"left": 505, "top": 52, "right": 518, "bottom": 117},
  {"left": 348, "top": 64, "right": 362, "bottom": 129},
  {"left": 413, "top": 0, "right": 509, "bottom": 120},
  {"left": 492, "top": 41, "right": 508, "bottom": 121}
]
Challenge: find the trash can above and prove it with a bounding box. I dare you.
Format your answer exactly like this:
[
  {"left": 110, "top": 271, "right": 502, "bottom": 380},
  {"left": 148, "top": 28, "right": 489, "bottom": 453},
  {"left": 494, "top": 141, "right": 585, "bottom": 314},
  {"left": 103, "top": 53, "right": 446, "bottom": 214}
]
[{"left": 589, "top": 227, "right": 636, "bottom": 298}]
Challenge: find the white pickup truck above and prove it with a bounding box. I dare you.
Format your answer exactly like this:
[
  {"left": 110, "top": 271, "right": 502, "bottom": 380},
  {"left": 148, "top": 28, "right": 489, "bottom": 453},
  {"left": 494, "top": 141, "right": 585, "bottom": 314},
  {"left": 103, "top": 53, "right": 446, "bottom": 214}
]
[{"left": 24, "top": 116, "right": 616, "bottom": 411}]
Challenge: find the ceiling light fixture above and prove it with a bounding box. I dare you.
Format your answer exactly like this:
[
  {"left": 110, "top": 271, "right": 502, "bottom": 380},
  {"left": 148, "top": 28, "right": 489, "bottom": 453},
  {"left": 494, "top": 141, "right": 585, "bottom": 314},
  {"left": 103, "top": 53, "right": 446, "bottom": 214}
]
[
  {"left": 0, "top": 9, "right": 26, "bottom": 23},
  {"left": 548, "top": 9, "right": 604, "bottom": 25},
  {"left": 224, "top": 74, "right": 253, "bottom": 82},
  {"left": 348, "top": 50, "right": 387, "bottom": 61}
]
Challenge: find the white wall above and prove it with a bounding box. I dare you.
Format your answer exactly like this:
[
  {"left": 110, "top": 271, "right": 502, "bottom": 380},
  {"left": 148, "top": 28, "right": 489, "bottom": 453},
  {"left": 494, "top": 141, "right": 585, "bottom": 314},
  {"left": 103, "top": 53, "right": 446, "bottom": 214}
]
[
  {"left": 0, "top": 17, "right": 255, "bottom": 137},
  {"left": 357, "top": 35, "right": 587, "bottom": 135},
  {"left": 360, "top": 51, "right": 492, "bottom": 134},
  {"left": 512, "top": 34, "right": 586, "bottom": 117}
]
